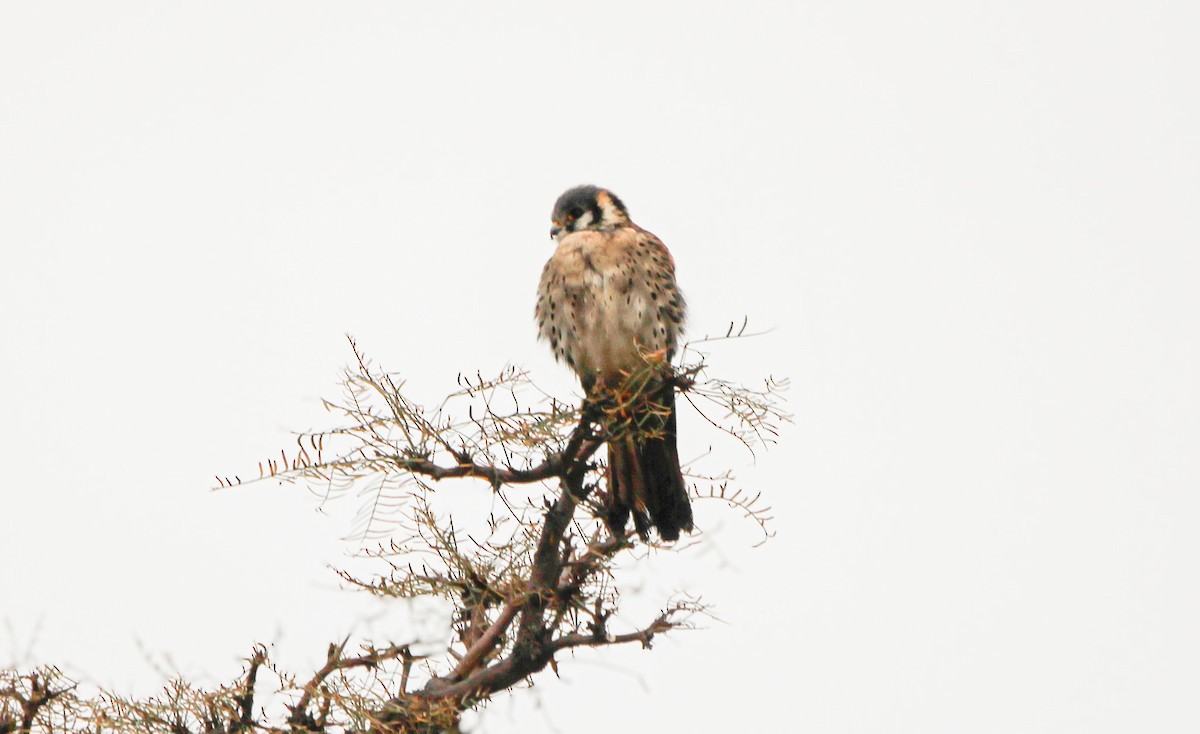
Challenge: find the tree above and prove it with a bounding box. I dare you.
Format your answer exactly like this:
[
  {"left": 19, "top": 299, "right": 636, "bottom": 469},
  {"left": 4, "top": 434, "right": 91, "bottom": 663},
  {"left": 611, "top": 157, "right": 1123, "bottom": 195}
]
[{"left": 2, "top": 332, "right": 786, "bottom": 734}]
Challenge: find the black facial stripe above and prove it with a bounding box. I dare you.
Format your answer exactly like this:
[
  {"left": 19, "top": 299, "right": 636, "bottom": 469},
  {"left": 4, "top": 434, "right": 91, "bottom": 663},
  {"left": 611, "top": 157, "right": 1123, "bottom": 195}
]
[{"left": 551, "top": 184, "right": 628, "bottom": 231}]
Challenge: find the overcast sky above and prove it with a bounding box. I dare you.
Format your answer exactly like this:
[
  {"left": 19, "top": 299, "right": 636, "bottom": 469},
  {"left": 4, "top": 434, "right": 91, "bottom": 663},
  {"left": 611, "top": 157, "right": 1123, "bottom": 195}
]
[{"left": 2, "top": 2, "right": 1198, "bottom": 732}]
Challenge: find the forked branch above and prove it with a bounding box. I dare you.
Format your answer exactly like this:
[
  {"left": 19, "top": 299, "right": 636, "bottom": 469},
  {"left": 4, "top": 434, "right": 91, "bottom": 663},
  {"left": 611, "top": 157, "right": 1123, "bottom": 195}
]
[{"left": 4, "top": 334, "right": 785, "bottom": 734}]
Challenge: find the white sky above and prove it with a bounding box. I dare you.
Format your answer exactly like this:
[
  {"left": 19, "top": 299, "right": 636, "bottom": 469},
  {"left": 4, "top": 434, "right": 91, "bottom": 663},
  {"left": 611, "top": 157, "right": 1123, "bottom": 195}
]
[{"left": 2, "top": 2, "right": 1198, "bottom": 732}]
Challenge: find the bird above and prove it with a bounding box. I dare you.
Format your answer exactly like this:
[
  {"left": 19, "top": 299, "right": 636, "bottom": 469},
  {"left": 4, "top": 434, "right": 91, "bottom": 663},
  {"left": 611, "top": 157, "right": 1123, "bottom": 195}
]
[{"left": 535, "top": 185, "right": 693, "bottom": 541}]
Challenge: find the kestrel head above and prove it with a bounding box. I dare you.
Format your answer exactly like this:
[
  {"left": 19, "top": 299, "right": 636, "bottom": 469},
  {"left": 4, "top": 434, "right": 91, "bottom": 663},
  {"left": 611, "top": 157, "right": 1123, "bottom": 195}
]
[{"left": 550, "top": 185, "right": 631, "bottom": 241}]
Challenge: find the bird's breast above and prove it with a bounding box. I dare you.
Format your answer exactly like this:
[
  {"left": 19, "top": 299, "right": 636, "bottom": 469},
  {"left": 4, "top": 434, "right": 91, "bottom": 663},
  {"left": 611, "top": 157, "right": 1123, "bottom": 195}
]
[{"left": 538, "top": 232, "right": 669, "bottom": 377}]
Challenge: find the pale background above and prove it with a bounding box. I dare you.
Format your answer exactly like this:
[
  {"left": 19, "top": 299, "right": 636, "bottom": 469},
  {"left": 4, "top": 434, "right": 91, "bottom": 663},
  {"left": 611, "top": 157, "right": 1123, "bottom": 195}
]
[{"left": 2, "top": 2, "right": 1198, "bottom": 732}]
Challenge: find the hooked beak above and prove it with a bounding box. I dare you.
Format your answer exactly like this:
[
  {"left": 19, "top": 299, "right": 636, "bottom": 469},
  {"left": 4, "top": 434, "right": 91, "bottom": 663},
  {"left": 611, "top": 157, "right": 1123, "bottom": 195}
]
[{"left": 550, "top": 224, "right": 563, "bottom": 239}]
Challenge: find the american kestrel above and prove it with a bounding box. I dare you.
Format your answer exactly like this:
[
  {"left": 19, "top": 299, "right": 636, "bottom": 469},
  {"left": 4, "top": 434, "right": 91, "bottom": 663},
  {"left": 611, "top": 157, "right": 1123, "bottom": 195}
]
[{"left": 535, "top": 185, "right": 693, "bottom": 541}]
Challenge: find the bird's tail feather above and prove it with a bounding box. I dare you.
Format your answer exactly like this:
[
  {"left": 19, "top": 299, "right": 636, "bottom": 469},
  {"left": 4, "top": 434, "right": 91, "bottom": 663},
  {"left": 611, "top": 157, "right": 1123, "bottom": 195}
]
[{"left": 606, "top": 385, "right": 693, "bottom": 542}]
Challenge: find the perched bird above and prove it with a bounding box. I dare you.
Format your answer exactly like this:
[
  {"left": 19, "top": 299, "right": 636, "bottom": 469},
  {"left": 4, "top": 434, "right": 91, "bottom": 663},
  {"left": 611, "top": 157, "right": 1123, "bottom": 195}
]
[{"left": 535, "top": 185, "right": 693, "bottom": 541}]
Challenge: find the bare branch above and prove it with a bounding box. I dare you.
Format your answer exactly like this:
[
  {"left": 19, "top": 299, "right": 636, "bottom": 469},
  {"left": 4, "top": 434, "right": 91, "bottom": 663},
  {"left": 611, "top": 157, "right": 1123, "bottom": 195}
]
[{"left": 8, "top": 333, "right": 782, "bottom": 733}]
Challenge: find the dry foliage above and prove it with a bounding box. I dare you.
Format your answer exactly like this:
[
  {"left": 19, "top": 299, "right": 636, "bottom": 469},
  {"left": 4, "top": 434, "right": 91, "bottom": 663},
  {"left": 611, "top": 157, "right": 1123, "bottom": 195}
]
[{"left": 5, "top": 332, "right": 787, "bottom": 734}]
